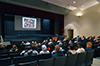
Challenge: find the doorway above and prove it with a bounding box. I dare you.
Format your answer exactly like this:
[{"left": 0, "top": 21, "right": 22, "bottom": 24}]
[{"left": 68, "top": 29, "right": 74, "bottom": 38}]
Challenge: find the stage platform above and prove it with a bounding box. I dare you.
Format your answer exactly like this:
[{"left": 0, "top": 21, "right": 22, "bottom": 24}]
[{"left": 3, "top": 34, "right": 65, "bottom": 43}]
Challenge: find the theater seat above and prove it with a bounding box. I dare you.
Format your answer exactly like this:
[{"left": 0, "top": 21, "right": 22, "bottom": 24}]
[
  {"left": 0, "top": 57, "right": 11, "bottom": 66},
  {"left": 38, "top": 58, "right": 54, "bottom": 66},
  {"left": 76, "top": 52, "right": 86, "bottom": 66},
  {"left": 54, "top": 56, "right": 67, "bottom": 66},
  {"left": 0, "top": 54, "right": 8, "bottom": 58},
  {"left": 85, "top": 50, "right": 94, "bottom": 66},
  {"left": 38, "top": 53, "right": 51, "bottom": 60},
  {"left": 65, "top": 54, "right": 78, "bottom": 66},
  {"left": 19, "top": 61, "right": 37, "bottom": 66},
  {"left": 13, "top": 56, "right": 28, "bottom": 66}
]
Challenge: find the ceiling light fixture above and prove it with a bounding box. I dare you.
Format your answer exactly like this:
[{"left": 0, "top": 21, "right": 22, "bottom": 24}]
[
  {"left": 76, "top": 13, "right": 82, "bottom": 17},
  {"left": 73, "top": 1, "right": 76, "bottom": 3},
  {"left": 82, "top": 5, "right": 84, "bottom": 7}
]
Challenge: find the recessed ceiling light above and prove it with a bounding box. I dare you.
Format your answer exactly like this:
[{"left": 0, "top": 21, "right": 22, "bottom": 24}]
[
  {"left": 73, "top": 1, "right": 76, "bottom": 3},
  {"left": 82, "top": 5, "right": 84, "bottom": 7}
]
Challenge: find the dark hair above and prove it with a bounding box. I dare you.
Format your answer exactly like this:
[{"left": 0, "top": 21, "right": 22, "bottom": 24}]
[
  {"left": 69, "top": 43, "right": 75, "bottom": 50},
  {"left": 77, "top": 42, "right": 82, "bottom": 48}
]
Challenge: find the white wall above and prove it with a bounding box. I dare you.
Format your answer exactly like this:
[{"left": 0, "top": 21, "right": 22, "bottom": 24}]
[{"left": 64, "top": 4, "right": 100, "bottom": 38}]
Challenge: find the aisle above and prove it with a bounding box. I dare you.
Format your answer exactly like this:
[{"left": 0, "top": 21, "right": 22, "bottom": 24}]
[{"left": 92, "top": 57, "right": 100, "bottom": 66}]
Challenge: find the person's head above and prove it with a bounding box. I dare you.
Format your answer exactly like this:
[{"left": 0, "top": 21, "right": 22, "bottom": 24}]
[
  {"left": 56, "top": 34, "right": 58, "bottom": 37},
  {"left": 68, "top": 43, "right": 75, "bottom": 50},
  {"left": 86, "top": 42, "right": 92, "bottom": 47},
  {"left": 22, "top": 41, "right": 24, "bottom": 43},
  {"left": 64, "top": 36, "right": 67, "bottom": 38},
  {"left": 77, "top": 42, "right": 82, "bottom": 48},
  {"left": 32, "top": 43, "right": 37, "bottom": 47},
  {"left": 96, "top": 39, "right": 99, "bottom": 42},
  {"left": 0, "top": 45, "right": 5, "bottom": 49},
  {"left": 55, "top": 45, "right": 60, "bottom": 52},
  {"left": 12, "top": 45, "right": 17, "bottom": 49},
  {"left": 42, "top": 45, "right": 47, "bottom": 51},
  {"left": 49, "top": 39, "right": 52, "bottom": 42},
  {"left": 69, "top": 40, "right": 72, "bottom": 44}
]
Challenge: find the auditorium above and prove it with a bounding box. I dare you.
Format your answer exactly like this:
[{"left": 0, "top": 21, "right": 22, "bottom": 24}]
[{"left": 0, "top": 0, "right": 100, "bottom": 66}]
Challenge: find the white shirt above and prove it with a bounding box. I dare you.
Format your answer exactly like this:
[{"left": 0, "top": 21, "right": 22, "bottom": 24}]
[{"left": 76, "top": 48, "right": 85, "bottom": 53}]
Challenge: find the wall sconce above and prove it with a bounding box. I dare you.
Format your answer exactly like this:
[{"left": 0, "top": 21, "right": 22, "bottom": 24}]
[{"left": 76, "top": 13, "right": 82, "bottom": 17}]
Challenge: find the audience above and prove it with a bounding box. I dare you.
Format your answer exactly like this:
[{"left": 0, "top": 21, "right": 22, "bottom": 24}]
[
  {"left": 24, "top": 46, "right": 38, "bottom": 56},
  {"left": 52, "top": 45, "right": 64, "bottom": 58},
  {"left": 20, "top": 46, "right": 38, "bottom": 56},
  {"left": 1, "top": 35, "right": 99, "bottom": 59}
]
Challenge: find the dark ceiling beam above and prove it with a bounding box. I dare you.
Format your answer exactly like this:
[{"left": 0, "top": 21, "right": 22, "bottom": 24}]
[{"left": 0, "top": 0, "right": 71, "bottom": 15}]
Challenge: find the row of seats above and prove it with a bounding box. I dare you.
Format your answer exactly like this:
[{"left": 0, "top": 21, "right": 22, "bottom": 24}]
[{"left": 0, "top": 50, "right": 94, "bottom": 66}]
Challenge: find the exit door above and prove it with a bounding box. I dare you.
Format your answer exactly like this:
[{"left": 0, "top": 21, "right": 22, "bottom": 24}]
[{"left": 68, "top": 29, "right": 73, "bottom": 38}]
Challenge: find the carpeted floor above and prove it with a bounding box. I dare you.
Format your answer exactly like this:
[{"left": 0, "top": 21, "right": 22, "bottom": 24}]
[{"left": 92, "top": 57, "right": 100, "bottom": 66}]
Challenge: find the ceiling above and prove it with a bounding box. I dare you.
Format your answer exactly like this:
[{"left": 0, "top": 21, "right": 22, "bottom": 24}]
[{"left": 42, "top": 0, "right": 99, "bottom": 10}]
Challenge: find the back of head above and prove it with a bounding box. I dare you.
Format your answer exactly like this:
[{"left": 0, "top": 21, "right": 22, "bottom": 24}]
[
  {"left": 12, "top": 45, "right": 17, "bottom": 49},
  {"left": 0, "top": 45, "right": 5, "bottom": 49},
  {"left": 87, "top": 42, "right": 92, "bottom": 47},
  {"left": 42, "top": 45, "right": 47, "bottom": 51},
  {"left": 55, "top": 45, "right": 60, "bottom": 52},
  {"left": 69, "top": 43, "right": 75, "bottom": 50},
  {"left": 77, "top": 42, "right": 82, "bottom": 48}
]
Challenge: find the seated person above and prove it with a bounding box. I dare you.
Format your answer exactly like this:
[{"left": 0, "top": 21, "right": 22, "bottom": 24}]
[
  {"left": 20, "top": 46, "right": 38, "bottom": 56},
  {"left": 32, "top": 43, "right": 38, "bottom": 50},
  {"left": 10, "top": 45, "right": 18, "bottom": 52},
  {"left": 85, "top": 42, "right": 92, "bottom": 51},
  {"left": 76, "top": 42, "right": 85, "bottom": 53},
  {"left": 63, "top": 36, "right": 67, "bottom": 42},
  {"left": 0, "top": 45, "right": 8, "bottom": 54},
  {"left": 20, "top": 41, "right": 25, "bottom": 45},
  {"left": 47, "top": 42, "right": 54, "bottom": 52},
  {"left": 25, "top": 41, "right": 30, "bottom": 45},
  {"left": 66, "top": 43, "right": 76, "bottom": 56},
  {"left": 52, "top": 45, "right": 64, "bottom": 58},
  {"left": 39, "top": 45, "right": 50, "bottom": 54}
]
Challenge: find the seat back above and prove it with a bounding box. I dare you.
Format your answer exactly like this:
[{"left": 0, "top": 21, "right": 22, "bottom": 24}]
[
  {"left": 19, "top": 61, "right": 37, "bottom": 66},
  {"left": 85, "top": 50, "right": 94, "bottom": 66},
  {"left": 65, "top": 54, "right": 78, "bottom": 66},
  {"left": 13, "top": 56, "right": 28, "bottom": 66},
  {"left": 0, "top": 54, "right": 8, "bottom": 58},
  {"left": 38, "top": 58, "right": 54, "bottom": 66},
  {"left": 54, "top": 56, "right": 67, "bottom": 66},
  {"left": 38, "top": 53, "right": 51, "bottom": 60},
  {"left": 76, "top": 52, "right": 86, "bottom": 66},
  {"left": 0, "top": 57, "right": 11, "bottom": 66},
  {"left": 27, "top": 55, "right": 38, "bottom": 62}
]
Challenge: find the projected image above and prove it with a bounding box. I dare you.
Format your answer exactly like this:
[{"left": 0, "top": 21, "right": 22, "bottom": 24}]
[{"left": 22, "top": 17, "right": 36, "bottom": 28}]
